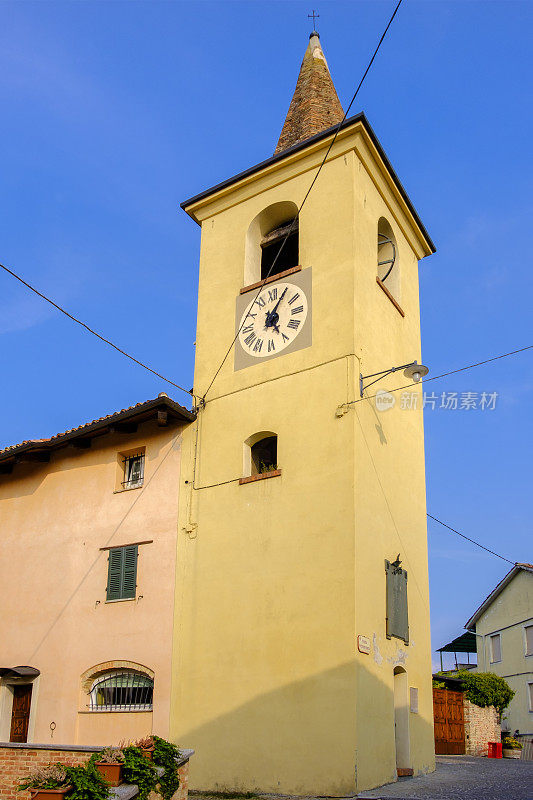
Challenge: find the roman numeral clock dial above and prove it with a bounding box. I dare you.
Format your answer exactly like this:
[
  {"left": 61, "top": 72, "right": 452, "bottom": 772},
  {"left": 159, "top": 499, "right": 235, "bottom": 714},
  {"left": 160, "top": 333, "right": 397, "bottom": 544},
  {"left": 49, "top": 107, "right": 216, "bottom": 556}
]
[{"left": 237, "top": 282, "right": 309, "bottom": 359}]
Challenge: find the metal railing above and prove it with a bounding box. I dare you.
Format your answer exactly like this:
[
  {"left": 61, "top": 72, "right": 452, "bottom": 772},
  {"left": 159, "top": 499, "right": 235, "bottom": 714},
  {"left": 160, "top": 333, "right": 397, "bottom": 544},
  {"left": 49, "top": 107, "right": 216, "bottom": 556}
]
[
  {"left": 89, "top": 670, "right": 153, "bottom": 711},
  {"left": 122, "top": 454, "right": 145, "bottom": 488}
]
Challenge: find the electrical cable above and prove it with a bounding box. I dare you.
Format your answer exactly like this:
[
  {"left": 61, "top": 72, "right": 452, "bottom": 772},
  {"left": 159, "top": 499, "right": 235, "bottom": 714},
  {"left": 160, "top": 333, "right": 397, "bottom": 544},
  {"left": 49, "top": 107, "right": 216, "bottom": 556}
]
[
  {"left": 0, "top": 261, "right": 195, "bottom": 402},
  {"left": 192, "top": 343, "right": 533, "bottom": 488},
  {"left": 200, "top": 0, "right": 405, "bottom": 402},
  {"left": 427, "top": 513, "right": 516, "bottom": 565}
]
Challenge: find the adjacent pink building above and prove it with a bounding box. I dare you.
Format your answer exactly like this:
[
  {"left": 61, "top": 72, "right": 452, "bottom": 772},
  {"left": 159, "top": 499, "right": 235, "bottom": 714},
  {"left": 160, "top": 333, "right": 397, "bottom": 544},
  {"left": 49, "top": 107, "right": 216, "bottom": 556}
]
[{"left": 0, "top": 395, "right": 194, "bottom": 745}]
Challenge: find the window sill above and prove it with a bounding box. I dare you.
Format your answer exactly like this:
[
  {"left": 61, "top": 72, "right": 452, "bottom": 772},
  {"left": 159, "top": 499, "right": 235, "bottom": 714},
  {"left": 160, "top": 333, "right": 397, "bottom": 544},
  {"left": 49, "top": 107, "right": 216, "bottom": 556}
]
[
  {"left": 78, "top": 709, "right": 152, "bottom": 714},
  {"left": 105, "top": 597, "right": 135, "bottom": 604},
  {"left": 240, "top": 266, "right": 302, "bottom": 295},
  {"left": 376, "top": 276, "right": 405, "bottom": 317},
  {"left": 239, "top": 469, "right": 281, "bottom": 485},
  {"left": 113, "top": 484, "right": 143, "bottom": 494}
]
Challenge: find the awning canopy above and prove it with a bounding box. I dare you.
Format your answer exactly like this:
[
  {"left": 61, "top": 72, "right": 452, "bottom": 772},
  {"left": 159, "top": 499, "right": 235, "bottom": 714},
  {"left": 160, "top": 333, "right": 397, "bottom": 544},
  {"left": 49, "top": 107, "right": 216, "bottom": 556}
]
[
  {"left": 432, "top": 673, "right": 465, "bottom": 690},
  {"left": 0, "top": 666, "right": 40, "bottom": 679},
  {"left": 436, "top": 631, "right": 477, "bottom": 654}
]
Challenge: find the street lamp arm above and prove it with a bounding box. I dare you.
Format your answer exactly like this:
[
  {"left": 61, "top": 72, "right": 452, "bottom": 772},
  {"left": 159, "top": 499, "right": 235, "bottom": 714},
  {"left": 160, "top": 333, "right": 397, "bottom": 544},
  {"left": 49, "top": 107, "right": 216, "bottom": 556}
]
[{"left": 359, "top": 360, "right": 429, "bottom": 397}]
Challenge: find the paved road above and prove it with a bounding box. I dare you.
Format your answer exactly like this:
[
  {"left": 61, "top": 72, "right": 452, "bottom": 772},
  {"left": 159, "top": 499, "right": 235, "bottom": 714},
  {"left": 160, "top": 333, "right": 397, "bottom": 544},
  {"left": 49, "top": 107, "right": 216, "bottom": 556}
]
[{"left": 357, "top": 755, "right": 533, "bottom": 799}]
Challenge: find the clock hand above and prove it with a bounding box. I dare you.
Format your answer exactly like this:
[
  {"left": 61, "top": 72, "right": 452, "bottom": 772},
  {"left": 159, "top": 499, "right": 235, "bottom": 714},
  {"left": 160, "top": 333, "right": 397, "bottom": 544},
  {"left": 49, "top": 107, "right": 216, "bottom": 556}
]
[
  {"left": 264, "top": 312, "right": 280, "bottom": 334},
  {"left": 271, "top": 287, "right": 288, "bottom": 316},
  {"left": 265, "top": 287, "right": 288, "bottom": 330}
]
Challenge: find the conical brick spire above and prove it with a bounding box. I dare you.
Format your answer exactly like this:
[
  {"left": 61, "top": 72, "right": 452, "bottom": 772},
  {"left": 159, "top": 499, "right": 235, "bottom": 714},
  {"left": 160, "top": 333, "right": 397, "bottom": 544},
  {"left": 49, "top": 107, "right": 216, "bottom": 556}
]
[{"left": 274, "top": 32, "right": 344, "bottom": 155}]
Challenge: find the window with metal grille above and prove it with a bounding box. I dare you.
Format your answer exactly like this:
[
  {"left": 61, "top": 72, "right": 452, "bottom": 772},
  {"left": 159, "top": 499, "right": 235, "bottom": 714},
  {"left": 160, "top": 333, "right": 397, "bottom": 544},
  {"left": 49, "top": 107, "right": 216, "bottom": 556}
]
[
  {"left": 106, "top": 545, "right": 138, "bottom": 601},
  {"left": 377, "top": 232, "right": 396, "bottom": 283},
  {"left": 123, "top": 453, "right": 144, "bottom": 489},
  {"left": 490, "top": 633, "right": 502, "bottom": 663},
  {"left": 89, "top": 670, "right": 153, "bottom": 711},
  {"left": 377, "top": 218, "right": 400, "bottom": 301}
]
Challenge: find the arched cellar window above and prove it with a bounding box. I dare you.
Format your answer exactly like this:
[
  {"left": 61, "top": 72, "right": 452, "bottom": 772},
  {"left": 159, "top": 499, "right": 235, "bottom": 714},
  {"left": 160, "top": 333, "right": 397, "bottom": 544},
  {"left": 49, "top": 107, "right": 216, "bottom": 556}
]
[
  {"left": 245, "top": 201, "right": 299, "bottom": 286},
  {"left": 377, "top": 218, "right": 400, "bottom": 301},
  {"left": 243, "top": 431, "right": 278, "bottom": 478},
  {"left": 89, "top": 669, "right": 153, "bottom": 712}
]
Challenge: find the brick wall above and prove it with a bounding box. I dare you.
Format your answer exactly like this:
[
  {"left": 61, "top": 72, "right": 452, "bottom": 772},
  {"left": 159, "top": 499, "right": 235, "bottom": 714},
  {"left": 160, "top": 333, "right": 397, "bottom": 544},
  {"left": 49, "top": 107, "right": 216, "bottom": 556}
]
[
  {"left": 0, "top": 744, "right": 95, "bottom": 800},
  {"left": 464, "top": 700, "right": 500, "bottom": 756},
  {"left": 0, "top": 743, "right": 191, "bottom": 800}
]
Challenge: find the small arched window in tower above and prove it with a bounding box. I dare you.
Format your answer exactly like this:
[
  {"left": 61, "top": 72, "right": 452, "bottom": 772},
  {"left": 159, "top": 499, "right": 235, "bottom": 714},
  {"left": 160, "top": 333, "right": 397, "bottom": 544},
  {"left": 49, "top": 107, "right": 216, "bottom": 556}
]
[
  {"left": 251, "top": 435, "right": 277, "bottom": 475},
  {"left": 241, "top": 431, "right": 279, "bottom": 482},
  {"left": 377, "top": 218, "right": 400, "bottom": 302},
  {"left": 244, "top": 201, "right": 299, "bottom": 287},
  {"left": 260, "top": 220, "right": 299, "bottom": 281}
]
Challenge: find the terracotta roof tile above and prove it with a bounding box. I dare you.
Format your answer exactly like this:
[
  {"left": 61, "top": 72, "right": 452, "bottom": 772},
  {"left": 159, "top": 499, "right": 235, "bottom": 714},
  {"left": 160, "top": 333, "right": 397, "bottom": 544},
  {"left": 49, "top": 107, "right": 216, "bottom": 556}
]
[{"left": 0, "top": 395, "right": 195, "bottom": 461}]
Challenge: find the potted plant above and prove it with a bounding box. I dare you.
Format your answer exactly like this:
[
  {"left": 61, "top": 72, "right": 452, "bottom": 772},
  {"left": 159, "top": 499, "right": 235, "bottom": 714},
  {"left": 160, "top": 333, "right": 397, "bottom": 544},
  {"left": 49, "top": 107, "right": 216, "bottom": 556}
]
[
  {"left": 502, "top": 736, "right": 523, "bottom": 758},
  {"left": 134, "top": 736, "right": 155, "bottom": 760},
  {"left": 93, "top": 746, "right": 125, "bottom": 786},
  {"left": 18, "top": 765, "right": 71, "bottom": 800}
]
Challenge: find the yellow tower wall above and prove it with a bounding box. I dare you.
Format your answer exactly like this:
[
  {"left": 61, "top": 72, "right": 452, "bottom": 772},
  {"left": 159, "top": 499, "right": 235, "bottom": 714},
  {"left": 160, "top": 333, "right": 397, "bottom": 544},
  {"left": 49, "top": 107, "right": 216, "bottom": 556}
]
[{"left": 171, "top": 122, "right": 434, "bottom": 794}]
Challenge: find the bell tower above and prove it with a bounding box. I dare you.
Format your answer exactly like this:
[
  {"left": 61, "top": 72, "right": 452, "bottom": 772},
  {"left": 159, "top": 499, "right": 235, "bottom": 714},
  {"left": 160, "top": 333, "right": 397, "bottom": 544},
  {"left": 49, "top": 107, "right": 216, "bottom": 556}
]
[{"left": 172, "top": 32, "right": 435, "bottom": 795}]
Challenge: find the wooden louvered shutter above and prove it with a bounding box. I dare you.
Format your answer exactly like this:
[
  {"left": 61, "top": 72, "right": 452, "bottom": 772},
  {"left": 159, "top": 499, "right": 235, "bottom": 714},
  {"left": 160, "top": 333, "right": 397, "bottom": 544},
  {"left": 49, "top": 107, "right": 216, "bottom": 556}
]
[
  {"left": 122, "top": 545, "right": 138, "bottom": 599},
  {"left": 107, "top": 548, "right": 124, "bottom": 600},
  {"left": 107, "top": 546, "right": 138, "bottom": 600},
  {"left": 385, "top": 559, "right": 409, "bottom": 643}
]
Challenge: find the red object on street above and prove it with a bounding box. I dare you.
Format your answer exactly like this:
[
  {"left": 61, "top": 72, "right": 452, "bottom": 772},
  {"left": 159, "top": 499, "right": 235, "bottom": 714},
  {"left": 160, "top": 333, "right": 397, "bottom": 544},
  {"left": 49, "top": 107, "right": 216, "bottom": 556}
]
[{"left": 488, "top": 742, "right": 503, "bottom": 758}]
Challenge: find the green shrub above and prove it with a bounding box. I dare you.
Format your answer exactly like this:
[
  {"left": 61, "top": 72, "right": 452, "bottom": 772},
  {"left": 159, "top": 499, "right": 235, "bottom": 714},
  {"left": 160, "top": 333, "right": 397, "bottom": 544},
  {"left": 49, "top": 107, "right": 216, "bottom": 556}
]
[
  {"left": 19, "top": 762, "right": 108, "bottom": 799},
  {"left": 152, "top": 736, "right": 182, "bottom": 800},
  {"left": 64, "top": 764, "right": 108, "bottom": 800},
  {"left": 456, "top": 670, "right": 515, "bottom": 713},
  {"left": 122, "top": 746, "right": 157, "bottom": 800}
]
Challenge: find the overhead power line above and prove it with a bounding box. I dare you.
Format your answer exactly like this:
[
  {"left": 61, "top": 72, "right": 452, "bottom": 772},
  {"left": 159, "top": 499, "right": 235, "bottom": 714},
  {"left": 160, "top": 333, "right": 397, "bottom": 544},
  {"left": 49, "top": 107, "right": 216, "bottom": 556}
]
[
  {"left": 0, "top": 262, "right": 195, "bottom": 401},
  {"left": 427, "top": 513, "right": 516, "bottom": 565},
  {"left": 201, "top": 0, "right": 405, "bottom": 402},
  {"left": 351, "top": 344, "right": 533, "bottom": 405}
]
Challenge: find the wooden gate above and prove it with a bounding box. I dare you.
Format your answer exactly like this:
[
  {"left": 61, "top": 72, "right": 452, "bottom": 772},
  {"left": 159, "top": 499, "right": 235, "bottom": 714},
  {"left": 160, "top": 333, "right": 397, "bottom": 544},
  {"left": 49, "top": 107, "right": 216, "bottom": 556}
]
[
  {"left": 10, "top": 684, "right": 32, "bottom": 743},
  {"left": 433, "top": 687, "right": 465, "bottom": 755}
]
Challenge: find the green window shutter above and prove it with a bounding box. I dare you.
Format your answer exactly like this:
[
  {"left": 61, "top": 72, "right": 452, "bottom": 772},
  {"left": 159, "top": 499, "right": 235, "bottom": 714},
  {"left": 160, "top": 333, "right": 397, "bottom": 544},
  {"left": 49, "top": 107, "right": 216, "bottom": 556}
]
[
  {"left": 122, "top": 545, "right": 138, "bottom": 599},
  {"left": 107, "top": 548, "right": 124, "bottom": 601},
  {"left": 107, "top": 546, "right": 138, "bottom": 600},
  {"left": 385, "top": 559, "right": 409, "bottom": 644}
]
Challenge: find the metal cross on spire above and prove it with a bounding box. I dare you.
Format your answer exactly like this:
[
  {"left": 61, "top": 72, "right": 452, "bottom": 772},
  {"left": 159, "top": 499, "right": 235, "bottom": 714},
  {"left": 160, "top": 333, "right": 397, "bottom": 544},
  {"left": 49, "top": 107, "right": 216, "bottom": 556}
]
[{"left": 308, "top": 9, "right": 319, "bottom": 32}]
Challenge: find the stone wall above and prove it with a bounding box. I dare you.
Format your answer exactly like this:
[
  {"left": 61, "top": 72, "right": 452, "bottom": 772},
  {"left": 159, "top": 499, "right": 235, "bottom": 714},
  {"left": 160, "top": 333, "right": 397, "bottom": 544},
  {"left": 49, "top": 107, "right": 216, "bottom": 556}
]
[
  {"left": 463, "top": 700, "right": 500, "bottom": 756},
  {"left": 0, "top": 742, "right": 191, "bottom": 800}
]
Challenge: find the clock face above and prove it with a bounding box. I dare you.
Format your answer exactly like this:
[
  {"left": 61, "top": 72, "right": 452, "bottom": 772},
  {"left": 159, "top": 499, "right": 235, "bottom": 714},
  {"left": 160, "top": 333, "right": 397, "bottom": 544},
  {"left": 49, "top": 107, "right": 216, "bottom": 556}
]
[{"left": 237, "top": 282, "right": 308, "bottom": 358}]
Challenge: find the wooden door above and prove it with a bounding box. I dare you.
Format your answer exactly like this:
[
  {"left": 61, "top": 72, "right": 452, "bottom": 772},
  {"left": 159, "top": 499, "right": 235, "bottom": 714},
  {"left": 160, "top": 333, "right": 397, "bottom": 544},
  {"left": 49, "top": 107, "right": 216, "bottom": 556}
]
[
  {"left": 433, "top": 688, "right": 465, "bottom": 755},
  {"left": 10, "top": 684, "right": 32, "bottom": 743}
]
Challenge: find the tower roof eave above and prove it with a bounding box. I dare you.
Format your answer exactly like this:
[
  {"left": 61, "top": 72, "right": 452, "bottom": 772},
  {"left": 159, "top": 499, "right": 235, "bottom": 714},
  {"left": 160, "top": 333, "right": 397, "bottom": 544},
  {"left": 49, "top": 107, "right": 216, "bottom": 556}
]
[{"left": 180, "top": 112, "right": 436, "bottom": 256}]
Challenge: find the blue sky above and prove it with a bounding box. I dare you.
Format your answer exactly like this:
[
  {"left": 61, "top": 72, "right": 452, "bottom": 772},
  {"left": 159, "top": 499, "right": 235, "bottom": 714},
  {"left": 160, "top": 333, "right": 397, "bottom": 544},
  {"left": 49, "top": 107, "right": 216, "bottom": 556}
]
[{"left": 1, "top": 0, "right": 531, "bottom": 666}]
